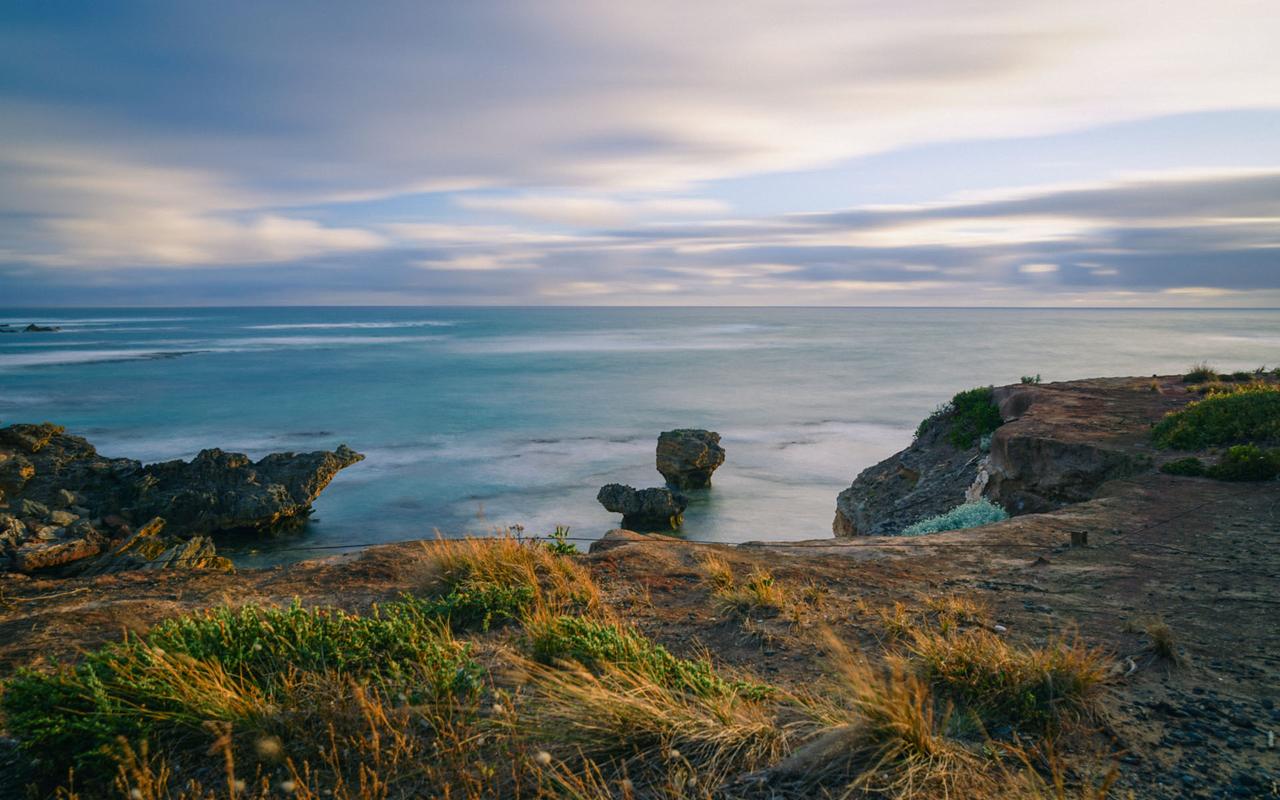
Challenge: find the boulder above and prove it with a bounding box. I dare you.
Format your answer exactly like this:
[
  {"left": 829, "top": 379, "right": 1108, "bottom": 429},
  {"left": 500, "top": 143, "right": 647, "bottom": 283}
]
[
  {"left": 12, "top": 533, "right": 104, "bottom": 572},
  {"left": 597, "top": 483, "right": 687, "bottom": 531},
  {"left": 656, "top": 429, "right": 725, "bottom": 489}
]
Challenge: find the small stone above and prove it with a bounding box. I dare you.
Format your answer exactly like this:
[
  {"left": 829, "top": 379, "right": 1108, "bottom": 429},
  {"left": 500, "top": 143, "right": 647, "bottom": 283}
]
[{"left": 47, "top": 509, "right": 77, "bottom": 526}]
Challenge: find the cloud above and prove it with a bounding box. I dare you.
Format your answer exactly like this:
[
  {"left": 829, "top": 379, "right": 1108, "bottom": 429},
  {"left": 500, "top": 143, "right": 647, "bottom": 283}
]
[{"left": 455, "top": 195, "right": 729, "bottom": 227}]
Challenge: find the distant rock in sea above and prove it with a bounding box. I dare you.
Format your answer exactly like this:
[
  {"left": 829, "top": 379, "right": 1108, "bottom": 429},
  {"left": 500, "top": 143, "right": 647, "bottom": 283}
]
[
  {"left": 657, "top": 428, "right": 725, "bottom": 489},
  {"left": 596, "top": 483, "right": 687, "bottom": 531},
  {"left": 22, "top": 323, "right": 60, "bottom": 332}
]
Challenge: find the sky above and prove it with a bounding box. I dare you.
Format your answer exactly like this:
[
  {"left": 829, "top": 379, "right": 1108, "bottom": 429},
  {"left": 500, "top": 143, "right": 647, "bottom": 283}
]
[{"left": 1, "top": 1, "right": 1278, "bottom": 307}]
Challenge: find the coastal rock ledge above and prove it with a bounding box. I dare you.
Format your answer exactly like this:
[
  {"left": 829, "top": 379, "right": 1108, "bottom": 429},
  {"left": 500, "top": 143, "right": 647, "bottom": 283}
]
[
  {"left": 834, "top": 376, "right": 1174, "bottom": 536},
  {"left": 0, "top": 422, "right": 364, "bottom": 573}
]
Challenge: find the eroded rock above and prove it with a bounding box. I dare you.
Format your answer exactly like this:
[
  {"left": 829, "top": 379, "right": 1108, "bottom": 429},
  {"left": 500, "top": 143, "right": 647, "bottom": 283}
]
[
  {"left": 0, "top": 422, "right": 363, "bottom": 573},
  {"left": 597, "top": 483, "right": 687, "bottom": 531},
  {"left": 656, "top": 429, "right": 726, "bottom": 489}
]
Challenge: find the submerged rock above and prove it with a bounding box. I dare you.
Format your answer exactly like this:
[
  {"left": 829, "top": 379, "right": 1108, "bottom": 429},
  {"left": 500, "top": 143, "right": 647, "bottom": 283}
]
[
  {"left": 597, "top": 483, "right": 687, "bottom": 531},
  {"left": 0, "top": 422, "right": 363, "bottom": 573},
  {"left": 656, "top": 429, "right": 725, "bottom": 489},
  {"left": 22, "top": 323, "right": 60, "bottom": 332}
]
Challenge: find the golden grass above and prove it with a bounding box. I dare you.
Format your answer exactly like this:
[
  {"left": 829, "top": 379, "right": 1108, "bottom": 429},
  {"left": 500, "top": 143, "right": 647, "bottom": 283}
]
[
  {"left": 424, "top": 534, "right": 605, "bottom": 619},
  {"left": 514, "top": 656, "right": 791, "bottom": 791}
]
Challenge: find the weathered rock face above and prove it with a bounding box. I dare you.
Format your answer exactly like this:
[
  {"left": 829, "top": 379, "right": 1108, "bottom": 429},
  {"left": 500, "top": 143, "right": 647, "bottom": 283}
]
[
  {"left": 833, "top": 377, "right": 1172, "bottom": 536},
  {"left": 0, "top": 422, "right": 363, "bottom": 573},
  {"left": 597, "top": 483, "right": 688, "bottom": 531},
  {"left": 979, "top": 383, "right": 1150, "bottom": 513},
  {"left": 833, "top": 416, "right": 982, "bottom": 536},
  {"left": 656, "top": 429, "right": 725, "bottom": 489},
  {"left": 128, "top": 445, "right": 365, "bottom": 536}
]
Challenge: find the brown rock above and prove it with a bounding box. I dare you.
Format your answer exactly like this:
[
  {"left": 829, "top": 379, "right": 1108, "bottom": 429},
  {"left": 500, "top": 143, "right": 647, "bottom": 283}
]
[{"left": 656, "top": 429, "right": 725, "bottom": 489}]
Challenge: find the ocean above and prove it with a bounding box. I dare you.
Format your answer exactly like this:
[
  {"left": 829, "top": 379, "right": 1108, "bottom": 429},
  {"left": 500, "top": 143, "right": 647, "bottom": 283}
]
[{"left": 1, "top": 307, "right": 1276, "bottom": 564}]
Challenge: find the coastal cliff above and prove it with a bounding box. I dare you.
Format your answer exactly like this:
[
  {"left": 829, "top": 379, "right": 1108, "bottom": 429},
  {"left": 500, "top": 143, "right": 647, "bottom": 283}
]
[{"left": 834, "top": 375, "right": 1195, "bottom": 536}]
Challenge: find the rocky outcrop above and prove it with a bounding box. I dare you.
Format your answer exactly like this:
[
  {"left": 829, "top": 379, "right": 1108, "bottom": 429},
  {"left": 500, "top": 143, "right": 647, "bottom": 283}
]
[
  {"left": 0, "top": 422, "right": 363, "bottom": 573},
  {"left": 833, "top": 416, "right": 983, "bottom": 536},
  {"left": 657, "top": 429, "right": 725, "bottom": 489},
  {"left": 22, "top": 324, "right": 60, "bottom": 332},
  {"left": 597, "top": 483, "right": 687, "bottom": 531},
  {"left": 834, "top": 377, "right": 1173, "bottom": 536}
]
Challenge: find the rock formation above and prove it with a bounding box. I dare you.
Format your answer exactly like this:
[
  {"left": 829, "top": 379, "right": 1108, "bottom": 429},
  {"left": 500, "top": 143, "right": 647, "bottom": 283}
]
[
  {"left": 0, "top": 422, "right": 363, "bottom": 573},
  {"left": 833, "top": 377, "right": 1160, "bottom": 536},
  {"left": 833, "top": 412, "right": 984, "bottom": 537},
  {"left": 596, "top": 483, "right": 687, "bottom": 531},
  {"left": 22, "top": 323, "right": 60, "bottom": 332},
  {"left": 656, "top": 429, "right": 725, "bottom": 489}
]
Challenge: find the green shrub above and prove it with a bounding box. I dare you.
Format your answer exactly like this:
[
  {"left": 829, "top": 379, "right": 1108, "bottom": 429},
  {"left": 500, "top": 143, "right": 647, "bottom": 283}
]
[
  {"left": 1231, "top": 371, "right": 1254, "bottom": 382},
  {"left": 902, "top": 499, "right": 1009, "bottom": 536},
  {"left": 1206, "top": 444, "right": 1280, "bottom": 482},
  {"left": 2, "top": 601, "right": 480, "bottom": 779},
  {"left": 544, "top": 525, "right": 578, "bottom": 556},
  {"left": 1160, "top": 457, "right": 1206, "bottom": 477},
  {"left": 525, "top": 615, "right": 770, "bottom": 700},
  {"left": 411, "top": 580, "right": 535, "bottom": 631},
  {"left": 1183, "top": 362, "right": 1217, "bottom": 383},
  {"left": 1020, "top": 374, "right": 1041, "bottom": 385},
  {"left": 915, "top": 386, "right": 1003, "bottom": 449},
  {"left": 1152, "top": 384, "right": 1280, "bottom": 449}
]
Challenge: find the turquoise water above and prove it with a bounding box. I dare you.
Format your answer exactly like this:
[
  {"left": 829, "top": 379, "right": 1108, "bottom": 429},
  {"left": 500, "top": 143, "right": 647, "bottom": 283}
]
[{"left": 1, "top": 307, "right": 1276, "bottom": 563}]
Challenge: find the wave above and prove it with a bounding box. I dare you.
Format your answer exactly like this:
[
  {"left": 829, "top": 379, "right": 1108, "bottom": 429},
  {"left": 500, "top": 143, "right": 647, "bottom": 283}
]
[
  {"left": 451, "top": 332, "right": 771, "bottom": 354},
  {"left": 0, "top": 349, "right": 206, "bottom": 369},
  {"left": 224, "top": 335, "right": 435, "bottom": 347},
  {"left": 244, "top": 320, "right": 456, "bottom": 330}
]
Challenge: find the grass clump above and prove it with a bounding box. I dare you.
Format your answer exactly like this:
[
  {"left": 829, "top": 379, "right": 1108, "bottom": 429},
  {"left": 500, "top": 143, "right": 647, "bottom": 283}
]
[
  {"left": 422, "top": 534, "right": 602, "bottom": 627},
  {"left": 525, "top": 614, "right": 771, "bottom": 700},
  {"left": 1152, "top": 383, "right": 1280, "bottom": 449},
  {"left": 906, "top": 627, "right": 1107, "bottom": 734},
  {"left": 902, "top": 498, "right": 1009, "bottom": 536},
  {"left": 1183, "top": 361, "right": 1217, "bottom": 383},
  {"left": 1159, "top": 456, "right": 1206, "bottom": 477},
  {"left": 916, "top": 386, "right": 1004, "bottom": 449},
  {"left": 2, "top": 600, "right": 480, "bottom": 781},
  {"left": 711, "top": 565, "right": 790, "bottom": 619},
  {"left": 1206, "top": 444, "right": 1280, "bottom": 481}
]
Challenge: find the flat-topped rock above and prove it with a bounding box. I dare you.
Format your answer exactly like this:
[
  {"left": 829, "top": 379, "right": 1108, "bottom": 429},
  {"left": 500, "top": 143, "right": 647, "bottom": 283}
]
[{"left": 657, "top": 429, "right": 725, "bottom": 489}]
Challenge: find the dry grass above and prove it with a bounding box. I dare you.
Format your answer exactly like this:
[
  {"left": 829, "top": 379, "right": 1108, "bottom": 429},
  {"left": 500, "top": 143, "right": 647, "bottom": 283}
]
[
  {"left": 906, "top": 626, "right": 1109, "bottom": 735},
  {"left": 779, "top": 632, "right": 990, "bottom": 799},
  {"left": 710, "top": 566, "right": 790, "bottom": 620},
  {"left": 423, "top": 534, "right": 605, "bottom": 621}
]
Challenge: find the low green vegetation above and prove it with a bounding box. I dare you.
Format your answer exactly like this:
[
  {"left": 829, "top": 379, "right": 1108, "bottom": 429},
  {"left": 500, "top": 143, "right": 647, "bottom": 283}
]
[
  {"left": 1208, "top": 444, "right": 1280, "bottom": 481},
  {"left": 902, "top": 498, "right": 1009, "bottom": 535},
  {"left": 915, "top": 386, "right": 1003, "bottom": 449},
  {"left": 1020, "top": 374, "right": 1041, "bottom": 384},
  {"left": 1152, "top": 383, "right": 1280, "bottom": 449},
  {"left": 1159, "top": 446, "right": 1280, "bottom": 481},
  {"left": 2, "top": 600, "right": 480, "bottom": 780},
  {"left": 525, "top": 614, "right": 770, "bottom": 699}
]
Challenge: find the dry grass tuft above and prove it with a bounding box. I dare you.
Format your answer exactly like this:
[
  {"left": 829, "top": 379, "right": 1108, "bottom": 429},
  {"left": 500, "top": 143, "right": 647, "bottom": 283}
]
[{"left": 423, "top": 534, "right": 604, "bottom": 622}]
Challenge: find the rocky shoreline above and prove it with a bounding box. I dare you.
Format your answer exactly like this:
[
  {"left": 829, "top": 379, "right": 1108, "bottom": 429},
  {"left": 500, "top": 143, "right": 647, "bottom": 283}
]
[{"left": 0, "top": 423, "right": 363, "bottom": 574}]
